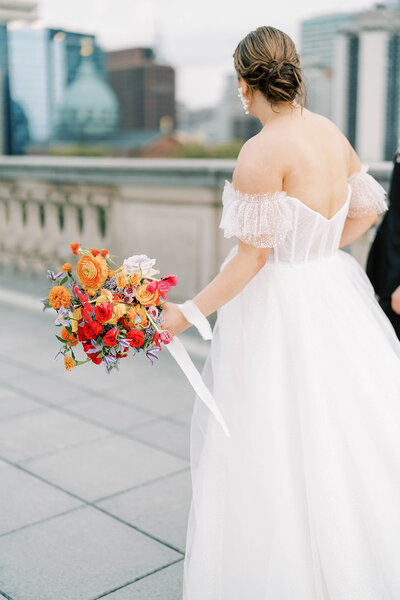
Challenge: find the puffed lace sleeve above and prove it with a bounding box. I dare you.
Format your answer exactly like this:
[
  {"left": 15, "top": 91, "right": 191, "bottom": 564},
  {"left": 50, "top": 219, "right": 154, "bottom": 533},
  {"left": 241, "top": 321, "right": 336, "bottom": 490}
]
[
  {"left": 347, "top": 164, "right": 388, "bottom": 218},
  {"left": 219, "top": 180, "right": 293, "bottom": 248}
]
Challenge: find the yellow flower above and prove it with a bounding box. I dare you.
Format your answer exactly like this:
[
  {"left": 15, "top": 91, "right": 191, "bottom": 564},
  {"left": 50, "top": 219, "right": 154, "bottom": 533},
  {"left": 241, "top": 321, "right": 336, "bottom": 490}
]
[
  {"left": 107, "top": 301, "right": 128, "bottom": 324},
  {"left": 115, "top": 272, "right": 128, "bottom": 289},
  {"left": 95, "top": 288, "right": 114, "bottom": 305},
  {"left": 71, "top": 307, "right": 82, "bottom": 333},
  {"left": 64, "top": 355, "right": 75, "bottom": 371},
  {"left": 130, "top": 272, "right": 141, "bottom": 286},
  {"left": 49, "top": 285, "right": 71, "bottom": 309}
]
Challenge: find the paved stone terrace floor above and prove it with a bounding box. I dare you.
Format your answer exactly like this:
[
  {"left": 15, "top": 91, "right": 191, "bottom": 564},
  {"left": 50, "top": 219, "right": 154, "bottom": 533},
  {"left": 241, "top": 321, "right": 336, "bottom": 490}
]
[{"left": 0, "top": 270, "right": 209, "bottom": 600}]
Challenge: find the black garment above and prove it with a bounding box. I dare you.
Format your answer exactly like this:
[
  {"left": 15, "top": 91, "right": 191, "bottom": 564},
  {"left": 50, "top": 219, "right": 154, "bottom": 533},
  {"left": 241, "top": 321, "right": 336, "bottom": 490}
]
[{"left": 366, "top": 154, "right": 400, "bottom": 338}]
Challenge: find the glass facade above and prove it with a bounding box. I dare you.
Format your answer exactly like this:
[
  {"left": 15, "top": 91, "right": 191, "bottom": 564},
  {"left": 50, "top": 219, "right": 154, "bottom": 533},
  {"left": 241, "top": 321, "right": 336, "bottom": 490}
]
[
  {"left": 7, "top": 27, "right": 105, "bottom": 154},
  {"left": 300, "top": 14, "right": 354, "bottom": 66}
]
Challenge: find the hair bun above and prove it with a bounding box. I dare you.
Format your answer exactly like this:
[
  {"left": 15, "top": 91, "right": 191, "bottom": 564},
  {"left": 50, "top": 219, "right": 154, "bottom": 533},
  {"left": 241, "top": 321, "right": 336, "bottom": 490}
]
[{"left": 233, "top": 25, "right": 307, "bottom": 108}]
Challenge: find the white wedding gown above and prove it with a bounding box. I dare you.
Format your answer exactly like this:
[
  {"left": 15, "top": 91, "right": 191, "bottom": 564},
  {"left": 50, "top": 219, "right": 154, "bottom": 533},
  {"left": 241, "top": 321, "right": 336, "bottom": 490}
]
[{"left": 182, "top": 164, "right": 400, "bottom": 600}]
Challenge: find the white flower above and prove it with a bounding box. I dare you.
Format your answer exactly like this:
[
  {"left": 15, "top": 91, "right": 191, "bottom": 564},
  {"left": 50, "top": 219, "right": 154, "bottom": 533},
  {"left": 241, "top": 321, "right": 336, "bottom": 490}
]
[{"left": 122, "top": 253, "right": 160, "bottom": 277}]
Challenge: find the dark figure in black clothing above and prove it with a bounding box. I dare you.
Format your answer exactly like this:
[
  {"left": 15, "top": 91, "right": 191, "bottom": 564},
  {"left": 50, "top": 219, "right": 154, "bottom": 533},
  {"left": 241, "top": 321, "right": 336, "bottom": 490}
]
[{"left": 366, "top": 153, "right": 400, "bottom": 339}]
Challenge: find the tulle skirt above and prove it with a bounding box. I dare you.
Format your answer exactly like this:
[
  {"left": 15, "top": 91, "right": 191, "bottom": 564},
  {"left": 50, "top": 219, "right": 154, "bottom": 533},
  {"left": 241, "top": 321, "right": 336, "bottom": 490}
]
[{"left": 182, "top": 246, "right": 400, "bottom": 600}]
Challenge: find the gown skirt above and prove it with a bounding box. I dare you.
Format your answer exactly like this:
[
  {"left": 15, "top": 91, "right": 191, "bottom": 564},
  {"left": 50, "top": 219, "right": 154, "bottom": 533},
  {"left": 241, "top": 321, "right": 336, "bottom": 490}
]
[{"left": 182, "top": 243, "right": 400, "bottom": 600}]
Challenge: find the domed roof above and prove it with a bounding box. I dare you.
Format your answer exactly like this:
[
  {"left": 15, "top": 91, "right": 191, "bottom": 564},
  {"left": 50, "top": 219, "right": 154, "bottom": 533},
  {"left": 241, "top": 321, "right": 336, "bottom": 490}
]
[{"left": 55, "top": 57, "right": 119, "bottom": 139}]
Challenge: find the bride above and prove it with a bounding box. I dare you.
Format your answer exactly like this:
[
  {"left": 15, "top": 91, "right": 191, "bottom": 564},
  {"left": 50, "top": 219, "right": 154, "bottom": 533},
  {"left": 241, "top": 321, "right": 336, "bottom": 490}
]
[{"left": 160, "top": 25, "right": 400, "bottom": 599}]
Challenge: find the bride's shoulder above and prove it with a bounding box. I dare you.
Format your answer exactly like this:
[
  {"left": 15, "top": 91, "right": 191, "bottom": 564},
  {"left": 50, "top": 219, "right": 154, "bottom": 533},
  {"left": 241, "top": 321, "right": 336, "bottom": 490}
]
[{"left": 233, "top": 133, "right": 285, "bottom": 195}]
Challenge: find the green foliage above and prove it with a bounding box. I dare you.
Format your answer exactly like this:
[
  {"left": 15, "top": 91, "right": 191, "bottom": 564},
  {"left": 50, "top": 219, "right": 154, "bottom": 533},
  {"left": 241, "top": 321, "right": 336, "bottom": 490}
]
[
  {"left": 172, "top": 139, "right": 244, "bottom": 159},
  {"left": 49, "top": 144, "right": 109, "bottom": 157}
]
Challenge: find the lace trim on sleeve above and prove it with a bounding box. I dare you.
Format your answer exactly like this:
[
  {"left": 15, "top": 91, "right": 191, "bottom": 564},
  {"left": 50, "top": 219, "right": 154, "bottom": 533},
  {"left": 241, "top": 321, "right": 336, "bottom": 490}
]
[
  {"left": 219, "top": 180, "right": 293, "bottom": 248},
  {"left": 347, "top": 164, "right": 388, "bottom": 218}
]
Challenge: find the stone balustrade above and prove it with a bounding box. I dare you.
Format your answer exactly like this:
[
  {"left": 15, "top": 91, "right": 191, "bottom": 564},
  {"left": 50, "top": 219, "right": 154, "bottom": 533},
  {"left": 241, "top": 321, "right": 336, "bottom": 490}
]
[{"left": 0, "top": 156, "right": 393, "bottom": 302}]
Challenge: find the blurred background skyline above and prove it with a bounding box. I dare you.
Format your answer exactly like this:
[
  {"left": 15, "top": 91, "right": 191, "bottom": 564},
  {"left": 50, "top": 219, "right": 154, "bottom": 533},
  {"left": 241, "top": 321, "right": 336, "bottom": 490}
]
[{"left": 0, "top": 0, "right": 399, "bottom": 159}]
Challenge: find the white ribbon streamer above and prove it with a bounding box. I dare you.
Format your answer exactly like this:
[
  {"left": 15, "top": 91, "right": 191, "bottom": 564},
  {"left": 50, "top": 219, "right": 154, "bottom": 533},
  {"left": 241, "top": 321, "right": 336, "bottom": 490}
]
[
  {"left": 165, "top": 335, "right": 231, "bottom": 438},
  {"left": 176, "top": 299, "right": 213, "bottom": 340}
]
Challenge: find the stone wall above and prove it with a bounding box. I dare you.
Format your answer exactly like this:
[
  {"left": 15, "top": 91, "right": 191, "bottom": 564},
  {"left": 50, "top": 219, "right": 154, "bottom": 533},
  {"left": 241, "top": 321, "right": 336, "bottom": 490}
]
[{"left": 0, "top": 156, "right": 392, "bottom": 302}]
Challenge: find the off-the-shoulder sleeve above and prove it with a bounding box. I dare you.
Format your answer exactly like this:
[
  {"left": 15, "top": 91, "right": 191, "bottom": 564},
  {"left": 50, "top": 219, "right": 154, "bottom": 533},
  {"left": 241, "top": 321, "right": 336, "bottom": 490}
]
[
  {"left": 219, "top": 180, "right": 293, "bottom": 248},
  {"left": 347, "top": 164, "right": 388, "bottom": 218}
]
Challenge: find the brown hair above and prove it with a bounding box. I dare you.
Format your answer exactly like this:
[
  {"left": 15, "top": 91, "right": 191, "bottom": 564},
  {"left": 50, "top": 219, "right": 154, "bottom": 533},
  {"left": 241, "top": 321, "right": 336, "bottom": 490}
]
[{"left": 233, "top": 25, "right": 307, "bottom": 112}]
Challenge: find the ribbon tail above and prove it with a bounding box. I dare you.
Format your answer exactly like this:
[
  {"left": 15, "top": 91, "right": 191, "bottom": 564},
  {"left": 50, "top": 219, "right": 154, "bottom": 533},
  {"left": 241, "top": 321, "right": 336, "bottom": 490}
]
[{"left": 165, "top": 336, "right": 231, "bottom": 438}]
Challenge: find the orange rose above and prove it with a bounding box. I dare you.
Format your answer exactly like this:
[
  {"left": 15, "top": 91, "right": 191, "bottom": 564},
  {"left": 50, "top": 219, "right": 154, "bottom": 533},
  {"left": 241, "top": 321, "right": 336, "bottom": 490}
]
[
  {"left": 64, "top": 355, "right": 75, "bottom": 371},
  {"left": 130, "top": 272, "right": 141, "bottom": 286},
  {"left": 62, "top": 262, "right": 72, "bottom": 272},
  {"left": 120, "top": 304, "right": 148, "bottom": 329},
  {"left": 70, "top": 242, "right": 80, "bottom": 255},
  {"left": 100, "top": 248, "right": 109, "bottom": 258},
  {"left": 115, "top": 272, "right": 128, "bottom": 289},
  {"left": 76, "top": 253, "right": 108, "bottom": 296},
  {"left": 135, "top": 283, "right": 160, "bottom": 306},
  {"left": 91, "top": 247, "right": 99, "bottom": 256},
  {"left": 48, "top": 285, "right": 71, "bottom": 309},
  {"left": 60, "top": 326, "right": 78, "bottom": 346}
]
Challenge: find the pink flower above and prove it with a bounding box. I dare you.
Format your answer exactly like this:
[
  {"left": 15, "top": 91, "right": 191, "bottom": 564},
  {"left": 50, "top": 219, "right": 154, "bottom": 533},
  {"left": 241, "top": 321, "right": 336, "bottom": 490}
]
[
  {"left": 157, "top": 280, "right": 171, "bottom": 299},
  {"left": 160, "top": 330, "right": 173, "bottom": 344},
  {"left": 146, "top": 280, "right": 158, "bottom": 293},
  {"left": 161, "top": 274, "right": 177, "bottom": 287}
]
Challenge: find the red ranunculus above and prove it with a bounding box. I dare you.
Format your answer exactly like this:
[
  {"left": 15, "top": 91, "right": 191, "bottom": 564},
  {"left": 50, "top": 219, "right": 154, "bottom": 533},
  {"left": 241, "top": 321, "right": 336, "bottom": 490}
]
[
  {"left": 90, "top": 354, "right": 102, "bottom": 364},
  {"left": 77, "top": 323, "right": 86, "bottom": 342},
  {"left": 82, "top": 340, "right": 93, "bottom": 352},
  {"left": 90, "top": 320, "right": 103, "bottom": 338},
  {"left": 95, "top": 301, "right": 114, "bottom": 323},
  {"left": 82, "top": 322, "right": 94, "bottom": 340},
  {"left": 126, "top": 328, "right": 145, "bottom": 348},
  {"left": 103, "top": 327, "right": 118, "bottom": 347}
]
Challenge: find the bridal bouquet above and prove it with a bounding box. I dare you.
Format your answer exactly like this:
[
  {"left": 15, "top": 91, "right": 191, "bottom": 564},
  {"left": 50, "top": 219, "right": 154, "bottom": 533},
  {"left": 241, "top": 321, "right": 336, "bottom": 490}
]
[{"left": 41, "top": 242, "right": 177, "bottom": 373}]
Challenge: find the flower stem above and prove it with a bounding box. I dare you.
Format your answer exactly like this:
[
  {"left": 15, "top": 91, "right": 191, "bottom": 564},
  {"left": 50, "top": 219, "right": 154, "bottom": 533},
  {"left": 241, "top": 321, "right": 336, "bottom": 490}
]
[{"left": 144, "top": 308, "right": 162, "bottom": 333}]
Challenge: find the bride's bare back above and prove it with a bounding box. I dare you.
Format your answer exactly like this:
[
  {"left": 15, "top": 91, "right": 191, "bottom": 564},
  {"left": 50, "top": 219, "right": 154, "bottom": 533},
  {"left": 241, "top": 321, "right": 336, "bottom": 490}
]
[{"left": 232, "top": 107, "right": 361, "bottom": 221}]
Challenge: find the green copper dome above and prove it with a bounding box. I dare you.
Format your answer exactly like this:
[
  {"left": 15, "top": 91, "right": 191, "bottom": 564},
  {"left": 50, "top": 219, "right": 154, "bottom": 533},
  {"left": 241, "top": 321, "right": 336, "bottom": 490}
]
[{"left": 55, "top": 57, "right": 119, "bottom": 139}]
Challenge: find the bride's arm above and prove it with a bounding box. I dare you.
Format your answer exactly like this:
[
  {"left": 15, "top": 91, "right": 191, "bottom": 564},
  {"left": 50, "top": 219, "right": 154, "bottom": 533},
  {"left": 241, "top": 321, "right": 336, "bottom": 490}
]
[
  {"left": 160, "top": 139, "right": 282, "bottom": 336},
  {"left": 160, "top": 240, "right": 270, "bottom": 337},
  {"left": 339, "top": 140, "right": 382, "bottom": 248}
]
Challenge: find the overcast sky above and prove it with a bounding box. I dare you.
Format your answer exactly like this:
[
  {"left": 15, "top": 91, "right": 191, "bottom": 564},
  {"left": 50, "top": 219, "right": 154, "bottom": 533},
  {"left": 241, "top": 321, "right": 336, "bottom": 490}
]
[{"left": 38, "top": 0, "right": 371, "bottom": 109}]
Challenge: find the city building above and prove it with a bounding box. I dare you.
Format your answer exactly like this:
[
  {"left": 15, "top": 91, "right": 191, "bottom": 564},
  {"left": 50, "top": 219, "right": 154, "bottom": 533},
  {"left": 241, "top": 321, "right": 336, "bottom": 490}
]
[
  {"left": 299, "top": 12, "right": 355, "bottom": 117},
  {"left": 176, "top": 73, "right": 260, "bottom": 147},
  {"left": 106, "top": 47, "right": 175, "bottom": 131},
  {"left": 0, "top": 0, "right": 37, "bottom": 153},
  {"left": 332, "top": 3, "right": 400, "bottom": 161},
  {"left": 54, "top": 48, "right": 119, "bottom": 141},
  {"left": 7, "top": 24, "right": 105, "bottom": 153}
]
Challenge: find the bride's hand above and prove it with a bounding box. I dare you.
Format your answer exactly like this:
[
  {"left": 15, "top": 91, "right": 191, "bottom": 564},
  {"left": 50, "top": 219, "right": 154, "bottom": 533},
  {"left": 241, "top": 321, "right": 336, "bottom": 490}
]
[{"left": 159, "top": 301, "right": 192, "bottom": 337}]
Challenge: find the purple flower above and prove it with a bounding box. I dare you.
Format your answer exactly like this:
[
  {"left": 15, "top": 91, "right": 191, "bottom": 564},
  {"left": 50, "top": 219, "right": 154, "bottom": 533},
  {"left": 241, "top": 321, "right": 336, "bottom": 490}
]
[
  {"left": 47, "top": 270, "right": 56, "bottom": 280},
  {"left": 40, "top": 298, "right": 48, "bottom": 311},
  {"left": 146, "top": 346, "right": 160, "bottom": 365},
  {"left": 53, "top": 350, "right": 64, "bottom": 361},
  {"left": 54, "top": 305, "right": 71, "bottom": 326},
  {"left": 116, "top": 339, "right": 130, "bottom": 353}
]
